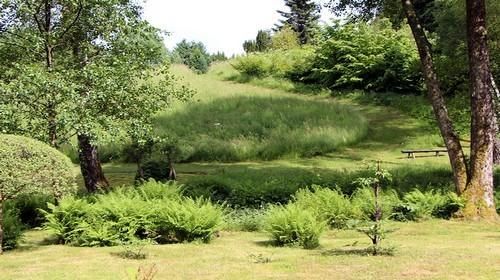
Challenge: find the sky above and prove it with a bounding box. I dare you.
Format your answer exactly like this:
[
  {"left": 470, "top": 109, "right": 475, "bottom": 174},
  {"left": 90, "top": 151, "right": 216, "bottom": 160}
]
[{"left": 142, "top": 0, "right": 334, "bottom": 56}]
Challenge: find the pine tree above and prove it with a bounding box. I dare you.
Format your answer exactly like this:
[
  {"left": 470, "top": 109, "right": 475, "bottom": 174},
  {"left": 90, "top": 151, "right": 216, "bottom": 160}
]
[{"left": 276, "top": 0, "right": 321, "bottom": 45}]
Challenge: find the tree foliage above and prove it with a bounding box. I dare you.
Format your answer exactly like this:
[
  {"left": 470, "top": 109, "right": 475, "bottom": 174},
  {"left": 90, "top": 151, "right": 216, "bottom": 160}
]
[
  {"left": 173, "top": 39, "right": 212, "bottom": 73},
  {"left": 243, "top": 30, "right": 272, "bottom": 53},
  {"left": 313, "top": 19, "right": 423, "bottom": 92},
  {"left": 0, "top": 0, "right": 192, "bottom": 191},
  {"left": 325, "top": 0, "right": 497, "bottom": 219},
  {"left": 271, "top": 25, "right": 300, "bottom": 51},
  {"left": 276, "top": 0, "right": 321, "bottom": 45},
  {"left": 0, "top": 134, "right": 76, "bottom": 253}
]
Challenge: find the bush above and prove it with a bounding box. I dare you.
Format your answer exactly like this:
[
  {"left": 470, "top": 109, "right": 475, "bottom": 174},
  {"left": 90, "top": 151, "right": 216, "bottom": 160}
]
[
  {"left": 42, "top": 181, "right": 224, "bottom": 246},
  {"left": 154, "top": 197, "right": 224, "bottom": 243},
  {"left": 231, "top": 54, "right": 272, "bottom": 78},
  {"left": 292, "top": 185, "right": 356, "bottom": 228},
  {"left": 265, "top": 203, "right": 327, "bottom": 249},
  {"left": 391, "top": 189, "right": 465, "bottom": 221},
  {"left": 6, "top": 195, "right": 54, "bottom": 228},
  {"left": 312, "top": 20, "right": 423, "bottom": 93},
  {"left": 350, "top": 187, "right": 402, "bottom": 221},
  {"left": 134, "top": 159, "right": 171, "bottom": 185},
  {"left": 223, "top": 208, "right": 267, "bottom": 231},
  {"left": 2, "top": 208, "right": 24, "bottom": 251}
]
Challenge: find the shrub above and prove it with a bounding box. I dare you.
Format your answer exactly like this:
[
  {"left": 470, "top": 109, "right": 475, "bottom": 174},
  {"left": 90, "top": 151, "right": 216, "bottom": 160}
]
[
  {"left": 223, "top": 208, "right": 267, "bottom": 231},
  {"left": 41, "top": 181, "right": 224, "bottom": 246},
  {"left": 0, "top": 134, "right": 76, "bottom": 253},
  {"left": 6, "top": 194, "right": 54, "bottom": 228},
  {"left": 154, "top": 197, "right": 224, "bottom": 243},
  {"left": 350, "top": 187, "right": 401, "bottom": 221},
  {"left": 2, "top": 208, "right": 24, "bottom": 251},
  {"left": 292, "top": 185, "right": 356, "bottom": 228},
  {"left": 391, "top": 189, "right": 464, "bottom": 221},
  {"left": 265, "top": 203, "right": 327, "bottom": 249},
  {"left": 312, "top": 20, "right": 422, "bottom": 93},
  {"left": 41, "top": 196, "right": 92, "bottom": 244},
  {"left": 134, "top": 159, "right": 171, "bottom": 185},
  {"left": 230, "top": 54, "right": 272, "bottom": 77}
]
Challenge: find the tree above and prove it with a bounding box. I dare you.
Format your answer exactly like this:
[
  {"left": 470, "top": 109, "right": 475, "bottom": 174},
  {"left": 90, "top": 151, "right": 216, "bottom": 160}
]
[
  {"left": 0, "top": 0, "right": 190, "bottom": 192},
  {"left": 325, "top": 0, "right": 497, "bottom": 219},
  {"left": 0, "top": 134, "right": 76, "bottom": 254},
  {"left": 173, "top": 40, "right": 212, "bottom": 73},
  {"left": 276, "top": 0, "right": 321, "bottom": 45},
  {"left": 255, "top": 30, "right": 273, "bottom": 52},
  {"left": 462, "top": 0, "right": 496, "bottom": 218},
  {"left": 242, "top": 30, "right": 272, "bottom": 53},
  {"left": 271, "top": 25, "right": 300, "bottom": 50}
]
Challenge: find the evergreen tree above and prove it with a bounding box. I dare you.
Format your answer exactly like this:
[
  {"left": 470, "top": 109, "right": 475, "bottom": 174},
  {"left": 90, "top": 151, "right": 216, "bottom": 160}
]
[
  {"left": 276, "top": 0, "right": 321, "bottom": 45},
  {"left": 242, "top": 30, "right": 272, "bottom": 53}
]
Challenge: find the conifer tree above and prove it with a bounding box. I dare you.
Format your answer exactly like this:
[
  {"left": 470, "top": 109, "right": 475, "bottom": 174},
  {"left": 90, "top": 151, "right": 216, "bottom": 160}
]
[{"left": 276, "top": 0, "right": 321, "bottom": 45}]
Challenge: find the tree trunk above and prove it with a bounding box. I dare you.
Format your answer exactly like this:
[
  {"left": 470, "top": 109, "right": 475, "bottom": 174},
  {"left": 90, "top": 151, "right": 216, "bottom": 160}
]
[
  {"left": 401, "top": 0, "right": 469, "bottom": 194},
  {"left": 167, "top": 155, "right": 177, "bottom": 181},
  {"left": 0, "top": 200, "right": 3, "bottom": 255},
  {"left": 492, "top": 74, "right": 500, "bottom": 165},
  {"left": 462, "top": 0, "right": 497, "bottom": 220},
  {"left": 78, "top": 134, "right": 109, "bottom": 192}
]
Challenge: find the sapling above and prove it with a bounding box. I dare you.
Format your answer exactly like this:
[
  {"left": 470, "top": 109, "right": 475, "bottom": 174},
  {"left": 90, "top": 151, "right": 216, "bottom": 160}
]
[{"left": 353, "top": 162, "right": 397, "bottom": 255}]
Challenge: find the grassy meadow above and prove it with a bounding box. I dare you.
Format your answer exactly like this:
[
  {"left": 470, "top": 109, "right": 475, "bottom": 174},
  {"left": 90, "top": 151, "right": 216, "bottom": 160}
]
[
  {"left": 4, "top": 63, "right": 499, "bottom": 279},
  {"left": 1, "top": 220, "right": 498, "bottom": 279}
]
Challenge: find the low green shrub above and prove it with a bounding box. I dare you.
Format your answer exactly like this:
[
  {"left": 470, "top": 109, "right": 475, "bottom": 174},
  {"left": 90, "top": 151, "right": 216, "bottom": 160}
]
[
  {"left": 231, "top": 54, "right": 272, "bottom": 77},
  {"left": 134, "top": 159, "right": 171, "bottom": 185},
  {"left": 154, "top": 197, "right": 224, "bottom": 243},
  {"left": 2, "top": 208, "right": 24, "bottom": 251},
  {"left": 223, "top": 208, "right": 267, "bottom": 231},
  {"left": 350, "top": 187, "right": 402, "bottom": 221},
  {"left": 41, "top": 196, "right": 92, "bottom": 244},
  {"left": 41, "top": 181, "right": 223, "bottom": 246},
  {"left": 6, "top": 194, "right": 54, "bottom": 228},
  {"left": 265, "top": 203, "right": 327, "bottom": 249},
  {"left": 391, "top": 189, "right": 465, "bottom": 221},
  {"left": 292, "top": 185, "right": 356, "bottom": 229}
]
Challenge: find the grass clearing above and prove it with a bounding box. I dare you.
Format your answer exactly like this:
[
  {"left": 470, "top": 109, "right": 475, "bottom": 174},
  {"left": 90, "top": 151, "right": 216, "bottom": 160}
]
[{"left": 1, "top": 220, "right": 498, "bottom": 279}]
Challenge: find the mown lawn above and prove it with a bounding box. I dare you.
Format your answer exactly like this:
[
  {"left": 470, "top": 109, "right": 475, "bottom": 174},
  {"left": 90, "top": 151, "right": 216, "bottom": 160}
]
[{"left": 1, "top": 220, "right": 498, "bottom": 279}]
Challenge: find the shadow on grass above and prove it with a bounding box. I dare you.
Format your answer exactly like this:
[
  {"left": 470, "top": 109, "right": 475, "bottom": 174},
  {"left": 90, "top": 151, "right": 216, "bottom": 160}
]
[
  {"left": 321, "top": 247, "right": 395, "bottom": 257},
  {"left": 253, "top": 240, "right": 276, "bottom": 248}
]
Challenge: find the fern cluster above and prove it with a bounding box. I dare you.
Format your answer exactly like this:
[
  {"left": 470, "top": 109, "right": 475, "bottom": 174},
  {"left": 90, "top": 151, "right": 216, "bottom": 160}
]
[{"left": 41, "top": 180, "right": 223, "bottom": 246}]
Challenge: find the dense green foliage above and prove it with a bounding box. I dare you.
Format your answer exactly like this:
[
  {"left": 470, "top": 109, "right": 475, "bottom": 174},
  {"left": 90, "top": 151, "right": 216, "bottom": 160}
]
[
  {"left": 313, "top": 20, "right": 423, "bottom": 93},
  {"left": 276, "top": 0, "right": 321, "bottom": 45},
  {"left": 243, "top": 30, "right": 273, "bottom": 53},
  {"left": 265, "top": 203, "right": 327, "bottom": 249},
  {"left": 1, "top": 207, "right": 23, "bottom": 251},
  {"left": 231, "top": 48, "right": 316, "bottom": 81},
  {"left": 41, "top": 180, "right": 223, "bottom": 246},
  {"left": 154, "top": 95, "right": 367, "bottom": 162},
  {"left": 173, "top": 40, "right": 212, "bottom": 73},
  {"left": 0, "top": 134, "right": 76, "bottom": 200},
  {"left": 0, "top": 134, "right": 76, "bottom": 252},
  {"left": 233, "top": 20, "right": 423, "bottom": 93}
]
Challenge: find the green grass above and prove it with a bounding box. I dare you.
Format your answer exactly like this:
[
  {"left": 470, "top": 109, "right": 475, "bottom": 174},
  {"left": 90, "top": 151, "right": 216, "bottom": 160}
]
[
  {"left": 1, "top": 220, "right": 498, "bottom": 279},
  {"left": 154, "top": 94, "right": 367, "bottom": 162},
  {"left": 91, "top": 62, "right": 464, "bottom": 192}
]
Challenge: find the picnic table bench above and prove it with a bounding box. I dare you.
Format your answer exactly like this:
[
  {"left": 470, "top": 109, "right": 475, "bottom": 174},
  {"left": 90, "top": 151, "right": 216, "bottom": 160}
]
[{"left": 401, "top": 149, "right": 448, "bottom": 159}]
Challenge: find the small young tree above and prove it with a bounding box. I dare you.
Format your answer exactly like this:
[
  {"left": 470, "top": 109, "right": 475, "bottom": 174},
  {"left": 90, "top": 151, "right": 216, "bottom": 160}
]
[{"left": 0, "top": 134, "right": 76, "bottom": 254}]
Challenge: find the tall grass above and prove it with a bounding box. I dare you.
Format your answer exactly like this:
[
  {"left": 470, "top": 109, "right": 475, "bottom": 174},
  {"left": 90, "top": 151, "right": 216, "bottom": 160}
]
[{"left": 154, "top": 95, "right": 367, "bottom": 162}]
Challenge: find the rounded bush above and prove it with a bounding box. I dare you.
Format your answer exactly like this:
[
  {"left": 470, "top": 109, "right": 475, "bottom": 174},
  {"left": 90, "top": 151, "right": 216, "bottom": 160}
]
[
  {"left": 0, "top": 134, "right": 77, "bottom": 198},
  {"left": 265, "top": 203, "right": 326, "bottom": 249}
]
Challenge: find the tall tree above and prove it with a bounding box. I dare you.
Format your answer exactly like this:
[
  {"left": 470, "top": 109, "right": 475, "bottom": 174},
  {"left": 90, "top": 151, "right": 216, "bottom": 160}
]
[
  {"left": 276, "top": 0, "right": 321, "bottom": 45},
  {"left": 325, "top": 0, "right": 497, "bottom": 219},
  {"left": 462, "top": 0, "right": 496, "bottom": 218},
  {"left": 0, "top": 0, "right": 190, "bottom": 192}
]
